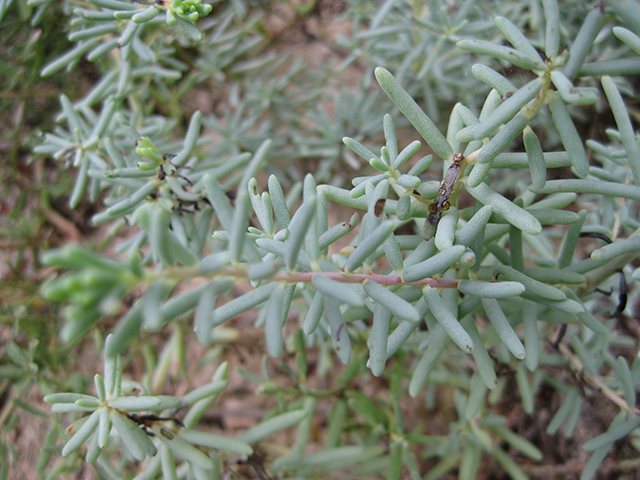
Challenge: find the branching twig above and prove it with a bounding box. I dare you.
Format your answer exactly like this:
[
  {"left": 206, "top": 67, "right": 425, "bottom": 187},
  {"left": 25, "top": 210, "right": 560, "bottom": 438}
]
[{"left": 558, "top": 342, "right": 640, "bottom": 415}]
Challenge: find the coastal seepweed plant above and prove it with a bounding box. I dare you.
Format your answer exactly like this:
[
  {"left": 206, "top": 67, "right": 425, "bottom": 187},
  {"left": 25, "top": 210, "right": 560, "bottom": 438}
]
[
  {"left": 18, "top": 0, "right": 640, "bottom": 478},
  {"left": 44, "top": 337, "right": 252, "bottom": 475}
]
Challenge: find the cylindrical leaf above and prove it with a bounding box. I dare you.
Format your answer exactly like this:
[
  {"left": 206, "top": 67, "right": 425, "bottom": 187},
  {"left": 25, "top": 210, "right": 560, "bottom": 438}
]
[
  {"left": 98, "top": 407, "right": 111, "bottom": 449},
  {"left": 62, "top": 410, "right": 100, "bottom": 457},
  {"left": 344, "top": 220, "right": 395, "bottom": 272},
  {"left": 160, "top": 443, "right": 178, "bottom": 480},
  {"left": 198, "top": 252, "right": 231, "bottom": 275},
  {"left": 109, "top": 396, "right": 162, "bottom": 411},
  {"left": 423, "top": 286, "right": 473, "bottom": 353},
  {"left": 181, "top": 380, "right": 228, "bottom": 406},
  {"left": 106, "top": 303, "right": 143, "bottom": 356},
  {"left": 581, "top": 445, "right": 610, "bottom": 480},
  {"left": 458, "top": 280, "right": 525, "bottom": 298},
  {"left": 472, "top": 78, "right": 543, "bottom": 140},
  {"left": 106, "top": 180, "right": 158, "bottom": 216},
  {"left": 374, "top": 68, "right": 453, "bottom": 160},
  {"left": 171, "top": 110, "right": 202, "bottom": 165},
  {"left": 150, "top": 206, "right": 174, "bottom": 266},
  {"left": 383, "top": 114, "right": 398, "bottom": 161},
  {"left": 495, "top": 16, "right": 544, "bottom": 64},
  {"left": 591, "top": 236, "right": 640, "bottom": 262},
  {"left": 211, "top": 283, "right": 278, "bottom": 327},
  {"left": 522, "top": 267, "right": 585, "bottom": 285},
  {"left": 323, "top": 296, "right": 351, "bottom": 364},
  {"left": 155, "top": 426, "right": 214, "bottom": 470},
  {"left": 286, "top": 197, "right": 316, "bottom": 270},
  {"left": 548, "top": 94, "right": 589, "bottom": 177},
  {"left": 363, "top": 279, "right": 420, "bottom": 322},
  {"left": 285, "top": 445, "right": 384, "bottom": 471},
  {"left": 433, "top": 205, "right": 458, "bottom": 252},
  {"left": 515, "top": 362, "right": 534, "bottom": 414},
  {"left": 471, "top": 64, "right": 516, "bottom": 95},
  {"left": 481, "top": 298, "right": 525, "bottom": 359},
  {"left": 303, "top": 290, "right": 324, "bottom": 335},
  {"left": 522, "top": 300, "right": 539, "bottom": 372},
  {"left": 613, "top": 26, "right": 640, "bottom": 55},
  {"left": 601, "top": 76, "right": 640, "bottom": 185},
  {"left": 490, "top": 423, "right": 543, "bottom": 461},
  {"left": 542, "top": 0, "right": 560, "bottom": 58},
  {"left": 235, "top": 409, "right": 308, "bottom": 444},
  {"left": 343, "top": 136, "right": 380, "bottom": 164},
  {"left": 461, "top": 317, "right": 497, "bottom": 389},
  {"left": 614, "top": 356, "right": 636, "bottom": 408},
  {"left": 466, "top": 182, "right": 541, "bottom": 234},
  {"left": 393, "top": 140, "right": 422, "bottom": 170},
  {"left": 562, "top": 7, "right": 605, "bottom": 79},
  {"left": 229, "top": 190, "right": 251, "bottom": 263},
  {"left": 325, "top": 399, "right": 347, "bottom": 449},
  {"left": 409, "top": 326, "right": 449, "bottom": 396},
  {"left": 550, "top": 71, "right": 598, "bottom": 105},
  {"left": 104, "top": 345, "right": 121, "bottom": 398},
  {"left": 531, "top": 179, "right": 640, "bottom": 202},
  {"left": 583, "top": 416, "right": 640, "bottom": 451},
  {"left": 41, "top": 38, "right": 101, "bottom": 77},
  {"left": 84, "top": 96, "right": 116, "bottom": 148},
  {"left": 465, "top": 372, "right": 487, "bottom": 420},
  {"left": 383, "top": 234, "right": 404, "bottom": 274},
  {"left": 459, "top": 441, "right": 482, "bottom": 480},
  {"left": 202, "top": 175, "right": 235, "bottom": 231},
  {"left": 110, "top": 411, "right": 146, "bottom": 461},
  {"left": 181, "top": 429, "right": 253, "bottom": 456},
  {"left": 51, "top": 403, "right": 96, "bottom": 413},
  {"left": 407, "top": 155, "right": 434, "bottom": 176},
  {"left": 264, "top": 284, "right": 286, "bottom": 358},
  {"left": 402, "top": 245, "right": 465, "bottom": 283},
  {"left": 457, "top": 38, "right": 542, "bottom": 70},
  {"left": 312, "top": 275, "right": 363, "bottom": 307},
  {"left": 455, "top": 205, "right": 493, "bottom": 247},
  {"left": 547, "top": 389, "right": 580, "bottom": 434},
  {"left": 523, "top": 127, "right": 546, "bottom": 191},
  {"left": 69, "top": 152, "right": 90, "bottom": 209},
  {"left": 474, "top": 112, "right": 530, "bottom": 166},
  {"left": 368, "top": 304, "right": 391, "bottom": 377},
  {"left": 494, "top": 265, "right": 566, "bottom": 301},
  {"left": 45, "top": 393, "right": 98, "bottom": 404},
  {"left": 396, "top": 193, "right": 413, "bottom": 221},
  {"left": 319, "top": 213, "right": 359, "bottom": 251}
]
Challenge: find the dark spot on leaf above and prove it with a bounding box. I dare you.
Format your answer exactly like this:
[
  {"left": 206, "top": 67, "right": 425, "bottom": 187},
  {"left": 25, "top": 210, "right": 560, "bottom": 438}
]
[{"left": 336, "top": 323, "right": 344, "bottom": 341}]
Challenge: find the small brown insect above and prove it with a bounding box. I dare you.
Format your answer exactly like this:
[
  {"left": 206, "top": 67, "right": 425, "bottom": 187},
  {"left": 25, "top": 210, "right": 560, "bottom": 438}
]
[
  {"left": 374, "top": 198, "right": 386, "bottom": 218},
  {"left": 427, "top": 152, "right": 464, "bottom": 227},
  {"left": 500, "top": 91, "right": 514, "bottom": 103}
]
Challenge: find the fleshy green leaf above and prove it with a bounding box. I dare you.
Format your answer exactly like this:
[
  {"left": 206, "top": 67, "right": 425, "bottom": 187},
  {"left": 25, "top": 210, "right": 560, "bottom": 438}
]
[
  {"left": 374, "top": 68, "right": 453, "bottom": 160},
  {"left": 236, "top": 409, "right": 308, "bottom": 444}
]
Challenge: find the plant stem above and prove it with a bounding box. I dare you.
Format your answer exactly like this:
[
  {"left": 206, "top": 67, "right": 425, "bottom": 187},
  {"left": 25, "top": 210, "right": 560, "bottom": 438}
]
[{"left": 558, "top": 342, "right": 640, "bottom": 416}]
